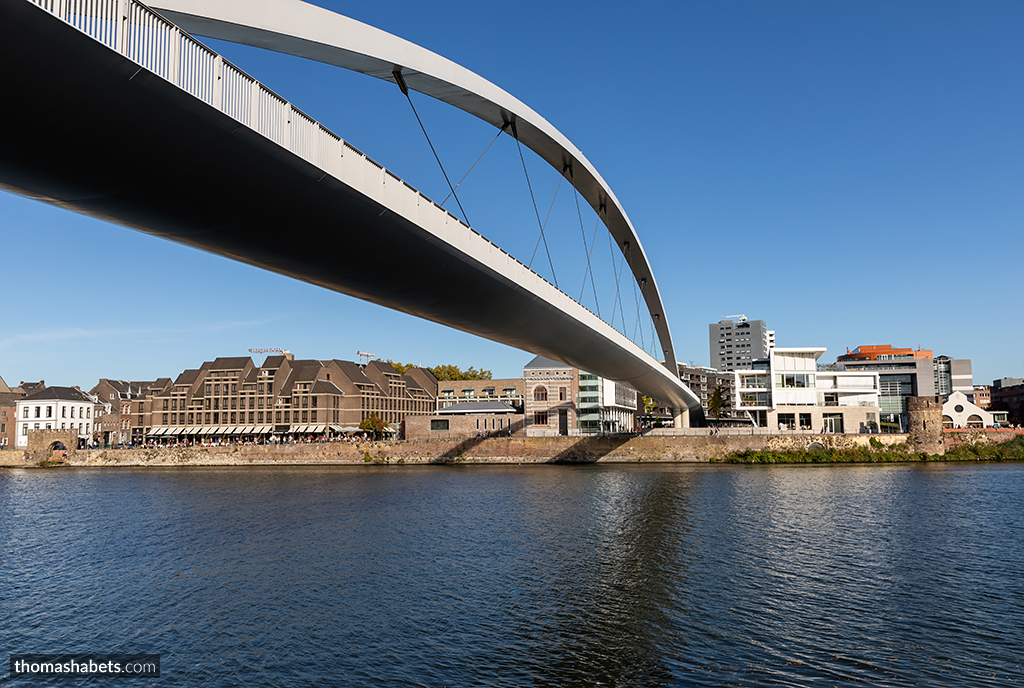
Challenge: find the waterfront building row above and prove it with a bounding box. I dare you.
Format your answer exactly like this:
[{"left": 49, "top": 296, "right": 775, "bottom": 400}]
[
  {"left": 734, "top": 347, "right": 881, "bottom": 433},
  {"left": 115, "top": 353, "right": 438, "bottom": 443}
]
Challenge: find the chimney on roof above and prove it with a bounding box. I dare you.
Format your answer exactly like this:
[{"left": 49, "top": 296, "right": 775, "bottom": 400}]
[{"left": 283, "top": 350, "right": 294, "bottom": 361}]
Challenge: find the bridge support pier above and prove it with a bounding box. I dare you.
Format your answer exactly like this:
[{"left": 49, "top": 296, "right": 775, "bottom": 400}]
[{"left": 673, "top": 407, "right": 689, "bottom": 430}]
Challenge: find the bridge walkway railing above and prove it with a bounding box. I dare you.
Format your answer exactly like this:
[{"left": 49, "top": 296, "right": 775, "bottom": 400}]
[{"left": 25, "top": 0, "right": 610, "bottom": 322}]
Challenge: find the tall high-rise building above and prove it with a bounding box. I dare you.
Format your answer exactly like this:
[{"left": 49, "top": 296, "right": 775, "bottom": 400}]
[
  {"left": 933, "top": 356, "right": 973, "bottom": 397},
  {"left": 709, "top": 316, "right": 774, "bottom": 372}
]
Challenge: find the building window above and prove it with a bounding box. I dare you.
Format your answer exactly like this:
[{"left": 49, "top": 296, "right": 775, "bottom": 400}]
[
  {"left": 533, "top": 412, "right": 548, "bottom": 426},
  {"left": 776, "top": 374, "right": 815, "bottom": 389},
  {"left": 46, "top": 406, "right": 52, "bottom": 418},
  {"left": 431, "top": 419, "right": 449, "bottom": 431},
  {"left": 534, "top": 387, "right": 548, "bottom": 402},
  {"left": 559, "top": 387, "right": 566, "bottom": 401},
  {"left": 35, "top": 407, "right": 40, "bottom": 418}
]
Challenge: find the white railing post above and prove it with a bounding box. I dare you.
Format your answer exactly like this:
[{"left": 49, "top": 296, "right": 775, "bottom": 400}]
[
  {"left": 212, "top": 54, "right": 223, "bottom": 111},
  {"left": 250, "top": 79, "right": 260, "bottom": 131},
  {"left": 284, "top": 103, "right": 292, "bottom": 152},
  {"left": 54, "top": 0, "right": 65, "bottom": 20},
  {"left": 114, "top": 0, "right": 125, "bottom": 54},
  {"left": 169, "top": 26, "right": 181, "bottom": 87}
]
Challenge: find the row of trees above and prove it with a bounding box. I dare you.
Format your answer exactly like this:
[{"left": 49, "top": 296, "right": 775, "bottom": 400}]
[{"left": 378, "top": 359, "right": 492, "bottom": 380}]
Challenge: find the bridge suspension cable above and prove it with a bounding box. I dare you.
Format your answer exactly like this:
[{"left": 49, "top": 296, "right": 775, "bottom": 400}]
[
  {"left": 575, "top": 189, "right": 602, "bottom": 320},
  {"left": 512, "top": 123, "right": 558, "bottom": 289},
  {"left": 394, "top": 68, "right": 470, "bottom": 227},
  {"left": 440, "top": 128, "right": 503, "bottom": 208},
  {"left": 530, "top": 174, "right": 562, "bottom": 275}
]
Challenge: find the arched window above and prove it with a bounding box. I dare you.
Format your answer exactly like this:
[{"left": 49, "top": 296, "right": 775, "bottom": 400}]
[
  {"left": 534, "top": 386, "right": 548, "bottom": 402},
  {"left": 942, "top": 415, "right": 953, "bottom": 429},
  {"left": 967, "top": 414, "right": 984, "bottom": 428}
]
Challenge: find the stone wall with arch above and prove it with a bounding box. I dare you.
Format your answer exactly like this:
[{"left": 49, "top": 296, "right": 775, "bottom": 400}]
[{"left": 26, "top": 429, "right": 81, "bottom": 459}]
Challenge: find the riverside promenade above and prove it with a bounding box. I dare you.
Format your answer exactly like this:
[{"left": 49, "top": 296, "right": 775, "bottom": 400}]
[{"left": 2, "top": 432, "right": 916, "bottom": 467}]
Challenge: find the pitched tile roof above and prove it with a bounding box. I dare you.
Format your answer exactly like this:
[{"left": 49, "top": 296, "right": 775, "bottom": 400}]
[
  {"left": 174, "top": 370, "right": 201, "bottom": 386},
  {"left": 209, "top": 357, "right": 252, "bottom": 370},
  {"left": 262, "top": 355, "right": 286, "bottom": 369},
  {"left": 22, "top": 386, "right": 94, "bottom": 403},
  {"left": 311, "top": 380, "right": 344, "bottom": 396},
  {"left": 330, "top": 360, "right": 374, "bottom": 387},
  {"left": 523, "top": 355, "right": 571, "bottom": 370}
]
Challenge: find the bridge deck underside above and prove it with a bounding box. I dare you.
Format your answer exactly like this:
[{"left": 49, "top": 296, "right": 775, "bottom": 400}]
[{"left": 0, "top": 2, "right": 704, "bottom": 420}]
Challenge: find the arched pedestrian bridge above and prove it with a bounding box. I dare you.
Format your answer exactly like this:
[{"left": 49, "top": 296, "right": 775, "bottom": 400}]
[{"left": 0, "top": 0, "right": 704, "bottom": 425}]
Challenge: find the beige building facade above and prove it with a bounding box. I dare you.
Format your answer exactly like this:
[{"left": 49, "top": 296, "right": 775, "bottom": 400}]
[
  {"left": 132, "top": 353, "right": 437, "bottom": 442},
  {"left": 523, "top": 356, "right": 579, "bottom": 437}
]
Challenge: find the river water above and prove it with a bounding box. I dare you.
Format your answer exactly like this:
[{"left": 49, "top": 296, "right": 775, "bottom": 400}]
[{"left": 2, "top": 463, "right": 1022, "bottom": 686}]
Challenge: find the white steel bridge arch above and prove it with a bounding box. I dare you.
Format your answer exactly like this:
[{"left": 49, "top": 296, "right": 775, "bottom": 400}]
[
  {"left": 0, "top": 0, "right": 703, "bottom": 422},
  {"left": 150, "top": 0, "right": 682, "bottom": 375}
]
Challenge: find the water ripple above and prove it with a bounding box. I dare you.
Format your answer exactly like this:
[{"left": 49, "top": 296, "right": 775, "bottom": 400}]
[{"left": 1, "top": 463, "right": 1023, "bottom": 686}]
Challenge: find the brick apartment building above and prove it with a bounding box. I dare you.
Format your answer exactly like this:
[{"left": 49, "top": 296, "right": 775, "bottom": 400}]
[
  {"left": 0, "top": 376, "right": 46, "bottom": 450},
  {"left": 679, "top": 364, "right": 736, "bottom": 423},
  {"left": 128, "top": 353, "right": 438, "bottom": 442},
  {"left": 991, "top": 377, "right": 1023, "bottom": 425},
  {"left": 523, "top": 355, "right": 579, "bottom": 437},
  {"left": 90, "top": 379, "right": 165, "bottom": 446}
]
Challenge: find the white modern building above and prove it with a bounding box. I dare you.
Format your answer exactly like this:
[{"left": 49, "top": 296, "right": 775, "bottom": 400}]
[
  {"left": 15, "top": 386, "right": 96, "bottom": 448},
  {"left": 578, "top": 373, "right": 637, "bottom": 435},
  {"left": 734, "top": 348, "right": 881, "bottom": 433}
]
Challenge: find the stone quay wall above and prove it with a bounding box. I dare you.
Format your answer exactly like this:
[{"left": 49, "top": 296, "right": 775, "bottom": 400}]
[{"left": 0, "top": 432, "right": 911, "bottom": 467}]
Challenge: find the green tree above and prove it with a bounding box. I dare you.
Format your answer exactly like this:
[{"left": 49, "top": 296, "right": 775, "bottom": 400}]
[
  {"left": 708, "top": 384, "right": 727, "bottom": 422},
  {"left": 428, "top": 364, "right": 493, "bottom": 381},
  {"left": 359, "top": 413, "right": 388, "bottom": 440},
  {"left": 374, "top": 360, "right": 492, "bottom": 380}
]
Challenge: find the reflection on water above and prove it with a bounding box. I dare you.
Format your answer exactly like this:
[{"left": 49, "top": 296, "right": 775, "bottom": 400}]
[{"left": 1, "top": 463, "right": 1022, "bottom": 686}]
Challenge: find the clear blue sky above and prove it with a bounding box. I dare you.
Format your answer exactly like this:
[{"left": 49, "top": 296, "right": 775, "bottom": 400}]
[{"left": 2, "top": 0, "right": 1022, "bottom": 388}]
